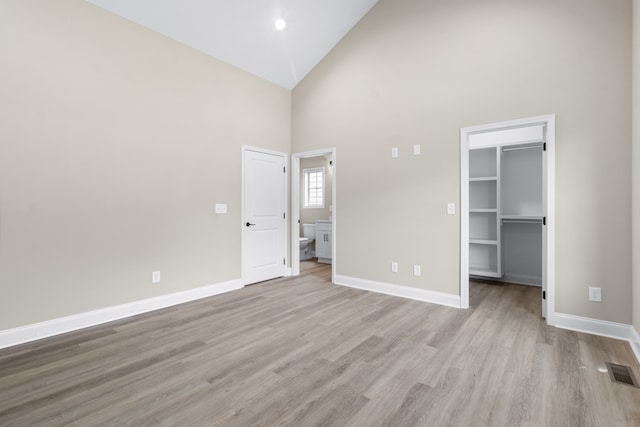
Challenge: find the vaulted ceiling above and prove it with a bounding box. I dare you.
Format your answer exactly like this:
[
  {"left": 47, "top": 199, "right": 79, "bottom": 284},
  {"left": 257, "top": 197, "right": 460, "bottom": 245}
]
[{"left": 86, "top": 0, "right": 380, "bottom": 89}]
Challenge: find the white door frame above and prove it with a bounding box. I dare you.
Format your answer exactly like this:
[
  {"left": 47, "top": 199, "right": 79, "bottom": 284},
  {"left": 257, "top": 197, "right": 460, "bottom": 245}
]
[
  {"left": 241, "top": 145, "right": 289, "bottom": 286},
  {"left": 460, "top": 115, "right": 556, "bottom": 325},
  {"left": 291, "top": 148, "right": 336, "bottom": 282}
]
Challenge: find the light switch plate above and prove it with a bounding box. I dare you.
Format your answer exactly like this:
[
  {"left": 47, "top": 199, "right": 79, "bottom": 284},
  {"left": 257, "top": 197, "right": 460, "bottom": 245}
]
[
  {"left": 391, "top": 262, "right": 398, "bottom": 273},
  {"left": 413, "top": 144, "right": 421, "bottom": 155},
  {"left": 215, "top": 203, "right": 227, "bottom": 214},
  {"left": 391, "top": 147, "right": 398, "bottom": 158},
  {"left": 447, "top": 203, "right": 456, "bottom": 215},
  {"left": 152, "top": 271, "right": 161, "bottom": 284}
]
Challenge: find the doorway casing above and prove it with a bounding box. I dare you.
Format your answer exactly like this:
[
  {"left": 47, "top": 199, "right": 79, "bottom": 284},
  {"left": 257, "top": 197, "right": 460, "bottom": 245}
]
[
  {"left": 460, "top": 115, "right": 556, "bottom": 325},
  {"left": 291, "top": 148, "right": 337, "bottom": 282}
]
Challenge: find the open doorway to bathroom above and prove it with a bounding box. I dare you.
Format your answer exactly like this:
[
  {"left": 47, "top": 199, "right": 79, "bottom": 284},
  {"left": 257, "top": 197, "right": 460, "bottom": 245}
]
[{"left": 291, "top": 148, "right": 336, "bottom": 282}]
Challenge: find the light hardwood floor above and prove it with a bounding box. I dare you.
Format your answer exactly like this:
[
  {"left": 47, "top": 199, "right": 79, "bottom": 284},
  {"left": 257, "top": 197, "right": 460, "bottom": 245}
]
[{"left": 1, "top": 261, "right": 639, "bottom": 426}]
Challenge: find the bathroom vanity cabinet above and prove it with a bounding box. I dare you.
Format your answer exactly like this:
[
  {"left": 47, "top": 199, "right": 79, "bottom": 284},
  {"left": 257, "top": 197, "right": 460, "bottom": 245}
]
[{"left": 315, "top": 221, "right": 332, "bottom": 264}]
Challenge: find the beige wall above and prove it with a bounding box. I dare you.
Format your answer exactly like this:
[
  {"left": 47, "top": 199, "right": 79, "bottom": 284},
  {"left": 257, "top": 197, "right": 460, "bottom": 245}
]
[
  {"left": 292, "top": 0, "right": 633, "bottom": 322},
  {"left": 0, "top": 0, "right": 290, "bottom": 330},
  {"left": 299, "top": 156, "right": 333, "bottom": 231},
  {"left": 633, "top": 0, "right": 640, "bottom": 333}
]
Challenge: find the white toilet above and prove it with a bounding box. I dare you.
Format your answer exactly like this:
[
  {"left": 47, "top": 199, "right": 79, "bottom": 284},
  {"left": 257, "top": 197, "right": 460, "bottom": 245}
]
[{"left": 299, "top": 223, "right": 316, "bottom": 260}]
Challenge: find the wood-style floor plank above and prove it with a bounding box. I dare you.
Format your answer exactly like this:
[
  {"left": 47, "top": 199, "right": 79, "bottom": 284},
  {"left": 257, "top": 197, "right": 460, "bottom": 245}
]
[{"left": 1, "top": 261, "right": 639, "bottom": 426}]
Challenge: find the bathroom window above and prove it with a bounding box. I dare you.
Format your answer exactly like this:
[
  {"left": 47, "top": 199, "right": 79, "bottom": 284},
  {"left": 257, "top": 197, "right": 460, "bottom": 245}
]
[{"left": 303, "top": 167, "right": 324, "bottom": 208}]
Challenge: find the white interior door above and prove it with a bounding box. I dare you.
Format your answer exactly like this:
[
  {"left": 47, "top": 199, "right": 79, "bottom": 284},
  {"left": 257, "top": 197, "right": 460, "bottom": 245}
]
[{"left": 243, "top": 148, "right": 286, "bottom": 285}]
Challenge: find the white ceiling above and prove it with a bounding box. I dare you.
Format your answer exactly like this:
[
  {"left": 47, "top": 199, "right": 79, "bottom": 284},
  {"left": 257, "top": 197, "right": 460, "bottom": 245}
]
[{"left": 86, "top": 0, "right": 380, "bottom": 90}]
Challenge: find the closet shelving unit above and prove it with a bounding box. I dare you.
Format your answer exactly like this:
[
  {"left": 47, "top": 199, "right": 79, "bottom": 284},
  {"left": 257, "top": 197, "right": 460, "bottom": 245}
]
[
  {"left": 468, "top": 139, "right": 544, "bottom": 284},
  {"left": 469, "top": 147, "right": 501, "bottom": 278}
]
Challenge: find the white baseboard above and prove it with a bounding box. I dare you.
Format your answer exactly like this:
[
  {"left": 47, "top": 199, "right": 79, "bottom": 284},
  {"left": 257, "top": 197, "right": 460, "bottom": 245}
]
[
  {"left": 555, "top": 313, "right": 640, "bottom": 364},
  {"left": 0, "top": 279, "right": 243, "bottom": 350},
  {"left": 334, "top": 274, "right": 461, "bottom": 308},
  {"left": 500, "top": 273, "right": 541, "bottom": 287},
  {"left": 554, "top": 313, "right": 635, "bottom": 340}
]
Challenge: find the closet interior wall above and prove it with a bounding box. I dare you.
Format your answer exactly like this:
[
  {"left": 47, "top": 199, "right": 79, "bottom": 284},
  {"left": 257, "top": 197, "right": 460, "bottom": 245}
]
[{"left": 501, "top": 144, "right": 543, "bottom": 286}]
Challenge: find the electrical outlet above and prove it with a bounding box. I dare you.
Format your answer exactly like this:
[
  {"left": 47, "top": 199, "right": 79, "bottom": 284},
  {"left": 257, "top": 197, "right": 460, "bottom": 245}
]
[
  {"left": 391, "top": 262, "right": 398, "bottom": 273},
  {"left": 391, "top": 147, "right": 399, "bottom": 158},
  {"left": 215, "top": 203, "right": 227, "bottom": 214},
  {"left": 152, "top": 271, "right": 161, "bottom": 284},
  {"left": 413, "top": 265, "right": 421, "bottom": 276},
  {"left": 413, "top": 144, "right": 421, "bottom": 155},
  {"left": 588, "top": 286, "right": 601, "bottom": 302}
]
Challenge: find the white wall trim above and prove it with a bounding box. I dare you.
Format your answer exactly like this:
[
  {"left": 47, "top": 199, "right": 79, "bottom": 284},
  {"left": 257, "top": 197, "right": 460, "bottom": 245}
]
[
  {"left": 554, "top": 312, "right": 634, "bottom": 340},
  {"left": 334, "top": 274, "right": 461, "bottom": 308},
  {"left": 555, "top": 313, "right": 640, "bottom": 364},
  {"left": 0, "top": 279, "right": 243, "bottom": 350},
  {"left": 631, "top": 326, "right": 640, "bottom": 364},
  {"left": 500, "top": 273, "right": 542, "bottom": 287}
]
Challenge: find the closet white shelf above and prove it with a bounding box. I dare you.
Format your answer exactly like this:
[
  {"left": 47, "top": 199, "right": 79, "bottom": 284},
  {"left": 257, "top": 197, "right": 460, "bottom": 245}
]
[
  {"left": 469, "top": 176, "right": 498, "bottom": 182},
  {"left": 470, "top": 208, "right": 498, "bottom": 213},
  {"left": 469, "top": 239, "right": 498, "bottom": 246}
]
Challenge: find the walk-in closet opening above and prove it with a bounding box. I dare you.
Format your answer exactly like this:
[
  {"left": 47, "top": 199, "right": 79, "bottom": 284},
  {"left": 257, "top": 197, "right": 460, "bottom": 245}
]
[{"left": 460, "top": 115, "right": 556, "bottom": 323}]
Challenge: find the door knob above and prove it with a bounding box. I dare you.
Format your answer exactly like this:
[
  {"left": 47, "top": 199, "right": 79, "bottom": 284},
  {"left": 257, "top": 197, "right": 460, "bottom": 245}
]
[{"left": 246, "top": 222, "right": 256, "bottom": 227}]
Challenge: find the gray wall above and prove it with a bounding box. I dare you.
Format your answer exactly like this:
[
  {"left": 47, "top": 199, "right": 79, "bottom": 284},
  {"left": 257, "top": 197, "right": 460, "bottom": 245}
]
[
  {"left": 633, "top": 0, "right": 640, "bottom": 333},
  {"left": 292, "top": 0, "right": 633, "bottom": 323},
  {"left": 0, "top": 0, "right": 291, "bottom": 330}
]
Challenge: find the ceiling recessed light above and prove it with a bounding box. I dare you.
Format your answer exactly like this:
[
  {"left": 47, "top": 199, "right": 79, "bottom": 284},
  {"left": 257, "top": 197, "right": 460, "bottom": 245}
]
[{"left": 275, "top": 19, "right": 287, "bottom": 31}]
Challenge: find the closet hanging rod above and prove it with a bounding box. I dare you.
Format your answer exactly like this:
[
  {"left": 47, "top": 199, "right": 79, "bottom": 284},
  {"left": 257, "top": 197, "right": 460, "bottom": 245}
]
[
  {"left": 501, "top": 219, "right": 542, "bottom": 224},
  {"left": 501, "top": 144, "right": 543, "bottom": 152}
]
